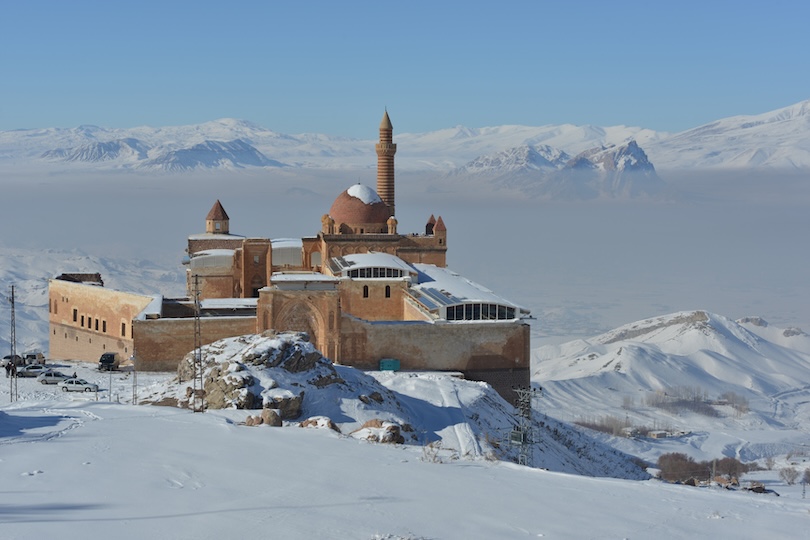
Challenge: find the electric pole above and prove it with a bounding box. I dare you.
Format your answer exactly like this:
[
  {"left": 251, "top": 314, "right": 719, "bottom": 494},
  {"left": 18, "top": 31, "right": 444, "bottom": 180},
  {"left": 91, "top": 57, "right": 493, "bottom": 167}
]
[
  {"left": 509, "top": 386, "right": 542, "bottom": 467},
  {"left": 192, "top": 275, "right": 204, "bottom": 412},
  {"left": 8, "top": 285, "right": 18, "bottom": 402}
]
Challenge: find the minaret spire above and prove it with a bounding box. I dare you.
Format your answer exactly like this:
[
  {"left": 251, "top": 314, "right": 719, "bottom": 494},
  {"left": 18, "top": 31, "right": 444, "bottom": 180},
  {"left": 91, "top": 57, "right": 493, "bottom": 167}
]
[{"left": 375, "top": 109, "right": 397, "bottom": 217}]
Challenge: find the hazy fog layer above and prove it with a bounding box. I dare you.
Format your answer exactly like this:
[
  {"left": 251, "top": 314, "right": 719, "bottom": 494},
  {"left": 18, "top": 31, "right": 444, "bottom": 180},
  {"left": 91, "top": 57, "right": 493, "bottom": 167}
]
[{"left": 2, "top": 168, "right": 808, "bottom": 345}]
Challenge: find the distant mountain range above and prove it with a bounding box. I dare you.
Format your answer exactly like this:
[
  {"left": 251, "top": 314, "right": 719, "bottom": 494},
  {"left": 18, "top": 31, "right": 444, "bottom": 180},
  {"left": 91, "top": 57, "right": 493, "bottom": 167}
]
[
  {"left": 445, "top": 140, "right": 665, "bottom": 200},
  {"left": 1, "top": 100, "right": 808, "bottom": 180}
]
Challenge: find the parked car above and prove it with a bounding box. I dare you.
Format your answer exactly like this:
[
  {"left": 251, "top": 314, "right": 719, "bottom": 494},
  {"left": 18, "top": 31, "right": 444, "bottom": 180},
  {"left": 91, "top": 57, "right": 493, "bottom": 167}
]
[
  {"left": 98, "top": 352, "right": 120, "bottom": 371},
  {"left": 37, "top": 370, "right": 72, "bottom": 385},
  {"left": 23, "top": 352, "right": 46, "bottom": 365},
  {"left": 17, "top": 364, "right": 50, "bottom": 378},
  {"left": 2, "top": 354, "right": 24, "bottom": 367},
  {"left": 59, "top": 378, "right": 98, "bottom": 392}
]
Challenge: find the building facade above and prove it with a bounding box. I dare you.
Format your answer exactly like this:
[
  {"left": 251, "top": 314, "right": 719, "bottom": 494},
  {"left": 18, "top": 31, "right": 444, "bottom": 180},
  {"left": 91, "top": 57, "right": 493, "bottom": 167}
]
[{"left": 49, "top": 112, "right": 532, "bottom": 400}]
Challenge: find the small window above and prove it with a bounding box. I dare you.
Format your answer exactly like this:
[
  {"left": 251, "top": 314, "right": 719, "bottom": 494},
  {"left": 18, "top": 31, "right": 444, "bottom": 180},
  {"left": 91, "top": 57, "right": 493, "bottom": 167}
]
[
  {"left": 385, "top": 285, "right": 391, "bottom": 298},
  {"left": 253, "top": 255, "right": 260, "bottom": 264},
  {"left": 102, "top": 321, "right": 107, "bottom": 333},
  {"left": 73, "top": 308, "right": 78, "bottom": 322},
  {"left": 95, "top": 319, "right": 99, "bottom": 331},
  {"left": 215, "top": 222, "right": 221, "bottom": 231},
  {"left": 121, "top": 322, "right": 127, "bottom": 337},
  {"left": 81, "top": 315, "right": 85, "bottom": 327},
  {"left": 363, "top": 285, "right": 369, "bottom": 298}
]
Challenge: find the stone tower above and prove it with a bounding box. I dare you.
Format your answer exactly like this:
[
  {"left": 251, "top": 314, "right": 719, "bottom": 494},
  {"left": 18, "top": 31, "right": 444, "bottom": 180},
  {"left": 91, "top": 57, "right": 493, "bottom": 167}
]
[{"left": 375, "top": 110, "right": 397, "bottom": 217}]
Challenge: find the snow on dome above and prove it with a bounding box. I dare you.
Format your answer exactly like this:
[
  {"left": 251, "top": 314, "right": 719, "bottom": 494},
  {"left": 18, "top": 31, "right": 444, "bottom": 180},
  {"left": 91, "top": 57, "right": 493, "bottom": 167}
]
[
  {"left": 347, "top": 183, "right": 382, "bottom": 205},
  {"left": 329, "top": 184, "right": 391, "bottom": 226}
]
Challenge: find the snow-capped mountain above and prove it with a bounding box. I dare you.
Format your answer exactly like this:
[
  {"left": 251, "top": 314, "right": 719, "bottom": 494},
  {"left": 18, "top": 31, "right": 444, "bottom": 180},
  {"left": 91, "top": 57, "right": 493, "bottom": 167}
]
[
  {"left": 41, "top": 137, "right": 150, "bottom": 163},
  {"left": 446, "top": 144, "right": 571, "bottom": 176},
  {"left": 40, "top": 135, "right": 286, "bottom": 171},
  {"left": 644, "top": 100, "right": 810, "bottom": 169},
  {"left": 448, "top": 140, "right": 665, "bottom": 199},
  {"left": 141, "top": 139, "right": 286, "bottom": 171},
  {"left": 2, "top": 99, "right": 809, "bottom": 172},
  {"left": 534, "top": 310, "right": 810, "bottom": 464}
]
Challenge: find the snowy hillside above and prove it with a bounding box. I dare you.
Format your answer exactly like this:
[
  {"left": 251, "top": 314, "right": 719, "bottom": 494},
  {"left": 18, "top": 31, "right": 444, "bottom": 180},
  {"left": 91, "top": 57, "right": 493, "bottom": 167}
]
[
  {"left": 534, "top": 311, "right": 810, "bottom": 464},
  {"left": 131, "top": 331, "right": 646, "bottom": 479},
  {"left": 3, "top": 99, "right": 810, "bottom": 172}
]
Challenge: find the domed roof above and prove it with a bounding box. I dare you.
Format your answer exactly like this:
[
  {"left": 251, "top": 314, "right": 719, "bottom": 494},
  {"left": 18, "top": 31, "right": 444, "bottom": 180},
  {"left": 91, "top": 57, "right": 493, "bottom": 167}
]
[{"left": 329, "top": 184, "right": 391, "bottom": 225}]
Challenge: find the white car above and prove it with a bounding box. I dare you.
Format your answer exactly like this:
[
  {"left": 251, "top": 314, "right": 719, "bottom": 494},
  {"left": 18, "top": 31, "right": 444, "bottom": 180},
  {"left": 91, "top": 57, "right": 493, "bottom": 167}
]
[
  {"left": 17, "top": 364, "right": 50, "bottom": 378},
  {"left": 59, "top": 378, "right": 98, "bottom": 393},
  {"left": 37, "top": 371, "right": 72, "bottom": 384}
]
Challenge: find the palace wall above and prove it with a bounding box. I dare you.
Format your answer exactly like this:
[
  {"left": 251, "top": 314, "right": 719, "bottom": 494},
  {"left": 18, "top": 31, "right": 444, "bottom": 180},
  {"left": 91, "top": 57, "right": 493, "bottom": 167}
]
[
  {"left": 48, "top": 279, "right": 154, "bottom": 363},
  {"left": 339, "top": 317, "right": 530, "bottom": 401},
  {"left": 133, "top": 316, "right": 256, "bottom": 371},
  {"left": 338, "top": 280, "right": 410, "bottom": 321}
]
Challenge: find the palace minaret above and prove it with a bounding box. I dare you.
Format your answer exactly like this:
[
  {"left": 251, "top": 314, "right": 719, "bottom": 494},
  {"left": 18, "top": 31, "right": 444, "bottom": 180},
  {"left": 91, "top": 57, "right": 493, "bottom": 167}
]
[{"left": 375, "top": 110, "right": 397, "bottom": 216}]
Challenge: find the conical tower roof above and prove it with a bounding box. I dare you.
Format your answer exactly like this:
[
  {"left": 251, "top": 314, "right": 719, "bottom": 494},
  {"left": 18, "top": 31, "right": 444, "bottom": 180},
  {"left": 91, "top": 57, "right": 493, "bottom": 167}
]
[
  {"left": 380, "top": 110, "right": 393, "bottom": 130},
  {"left": 206, "top": 200, "right": 229, "bottom": 221}
]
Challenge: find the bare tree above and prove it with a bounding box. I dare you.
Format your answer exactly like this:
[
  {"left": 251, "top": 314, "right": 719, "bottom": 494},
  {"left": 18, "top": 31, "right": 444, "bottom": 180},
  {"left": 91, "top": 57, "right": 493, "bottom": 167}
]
[
  {"left": 764, "top": 456, "right": 775, "bottom": 470},
  {"left": 803, "top": 468, "right": 810, "bottom": 485},
  {"left": 779, "top": 467, "right": 799, "bottom": 485}
]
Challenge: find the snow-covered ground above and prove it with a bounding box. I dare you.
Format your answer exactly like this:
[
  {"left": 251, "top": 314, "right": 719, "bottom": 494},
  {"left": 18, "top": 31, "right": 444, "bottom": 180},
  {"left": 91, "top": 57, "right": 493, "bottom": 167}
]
[{"left": 2, "top": 357, "right": 809, "bottom": 539}]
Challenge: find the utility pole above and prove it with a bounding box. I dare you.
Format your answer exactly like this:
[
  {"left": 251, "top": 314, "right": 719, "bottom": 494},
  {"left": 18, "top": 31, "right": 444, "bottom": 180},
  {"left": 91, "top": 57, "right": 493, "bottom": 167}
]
[
  {"left": 509, "top": 386, "right": 542, "bottom": 467},
  {"left": 192, "top": 275, "right": 204, "bottom": 413},
  {"left": 8, "top": 285, "right": 17, "bottom": 402},
  {"left": 130, "top": 351, "right": 138, "bottom": 405}
]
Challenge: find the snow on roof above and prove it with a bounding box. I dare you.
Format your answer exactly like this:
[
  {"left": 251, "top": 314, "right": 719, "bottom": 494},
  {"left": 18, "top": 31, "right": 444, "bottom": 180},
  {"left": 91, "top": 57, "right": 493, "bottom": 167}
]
[
  {"left": 200, "top": 298, "right": 257, "bottom": 310},
  {"left": 135, "top": 295, "right": 164, "bottom": 320},
  {"left": 270, "top": 272, "right": 338, "bottom": 283},
  {"left": 412, "top": 263, "right": 528, "bottom": 312},
  {"left": 347, "top": 183, "right": 382, "bottom": 205},
  {"left": 330, "top": 252, "right": 416, "bottom": 275},
  {"left": 193, "top": 249, "right": 236, "bottom": 257},
  {"left": 271, "top": 238, "right": 303, "bottom": 249},
  {"left": 187, "top": 233, "right": 244, "bottom": 240},
  {"left": 189, "top": 249, "right": 234, "bottom": 269}
]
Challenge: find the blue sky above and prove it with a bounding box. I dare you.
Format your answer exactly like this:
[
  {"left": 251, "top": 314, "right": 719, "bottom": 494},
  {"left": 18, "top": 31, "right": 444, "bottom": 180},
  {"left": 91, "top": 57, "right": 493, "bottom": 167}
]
[{"left": 2, "top": 1, "right": 808, "bottom": 137}]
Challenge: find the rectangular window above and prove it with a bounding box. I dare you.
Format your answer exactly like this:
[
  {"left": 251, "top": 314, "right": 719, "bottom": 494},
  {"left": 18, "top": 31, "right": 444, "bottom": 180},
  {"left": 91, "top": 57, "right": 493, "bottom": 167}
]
[
  {"left": 253, "top": 255, "right": 260, "bottom": 264},
  {"left": 81, "top": 315, "right": 85, "bottom": 327},
  {"left": 121, "top": 322, "right": 127, "bottom": 337},
  {"left": 103, "top": 321, "right": 107, "bottom": 333},
  {"left": 73, "top": 309, "right": 78, "bottom": 322},
  {"left": 95, "top": 319, "right": 99, "bottom": 331}
]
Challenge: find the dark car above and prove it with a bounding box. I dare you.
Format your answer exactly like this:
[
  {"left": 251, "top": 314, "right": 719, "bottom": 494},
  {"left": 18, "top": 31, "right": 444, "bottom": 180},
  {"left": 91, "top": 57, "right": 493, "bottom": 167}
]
[
  {"left": 2, "top": 354, "right": 24, "bottom": 367},
  {"left": 98, "top": 352, "right": 120, "bottom": 371}
]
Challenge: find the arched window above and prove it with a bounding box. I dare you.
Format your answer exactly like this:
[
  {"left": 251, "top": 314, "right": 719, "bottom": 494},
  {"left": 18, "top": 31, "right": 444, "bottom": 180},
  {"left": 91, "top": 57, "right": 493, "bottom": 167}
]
[
  {"left": 363, "top": 285, "right": 369, "bottom": 298},
  {"left": 385, "top": 285, "right": 391, "bottom": 298}
]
